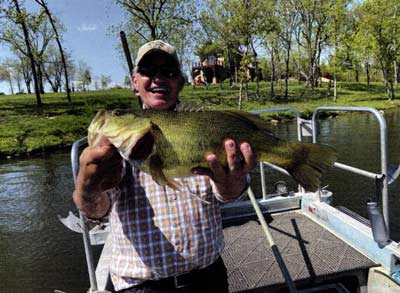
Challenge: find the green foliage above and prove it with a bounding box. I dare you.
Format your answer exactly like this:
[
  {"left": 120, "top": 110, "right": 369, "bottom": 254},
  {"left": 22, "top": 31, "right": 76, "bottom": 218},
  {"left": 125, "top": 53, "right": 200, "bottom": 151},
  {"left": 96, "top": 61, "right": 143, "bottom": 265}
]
[
  {"left": 115, "top": 0, "right": 196, "bottom": 58},
  {"left": 0, "top": 88, "right": 137, "bottom": 158},
  {"left": 195, "top": 41, "right": 224, "bottom": 60},
  {"left": 238, "top": 54, "right": 251, "bottom": 82},
  {"left": 355, "top": 0, "right": 400, "bottom": 99}
]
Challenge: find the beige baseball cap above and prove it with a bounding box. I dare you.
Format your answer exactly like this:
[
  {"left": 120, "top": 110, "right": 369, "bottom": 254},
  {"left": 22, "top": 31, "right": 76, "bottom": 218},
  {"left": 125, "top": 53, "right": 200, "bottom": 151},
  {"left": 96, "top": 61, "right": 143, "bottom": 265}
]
[{"left": 135, "top": 40, "right": 180, "bottom": 67}]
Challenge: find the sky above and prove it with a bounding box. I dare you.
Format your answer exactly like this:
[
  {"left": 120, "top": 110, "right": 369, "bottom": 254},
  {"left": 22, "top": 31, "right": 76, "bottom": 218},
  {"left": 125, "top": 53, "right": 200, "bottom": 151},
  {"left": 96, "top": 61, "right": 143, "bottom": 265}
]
[{"left": 0, "top": 0, "right": 130, "bottom": 94}]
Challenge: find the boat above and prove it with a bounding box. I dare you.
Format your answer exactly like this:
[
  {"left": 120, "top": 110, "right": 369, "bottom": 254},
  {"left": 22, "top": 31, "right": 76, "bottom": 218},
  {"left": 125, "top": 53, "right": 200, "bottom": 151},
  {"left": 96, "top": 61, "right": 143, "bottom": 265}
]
[{"left": 60, "top": 106, "right": 400, "bottom": 292}]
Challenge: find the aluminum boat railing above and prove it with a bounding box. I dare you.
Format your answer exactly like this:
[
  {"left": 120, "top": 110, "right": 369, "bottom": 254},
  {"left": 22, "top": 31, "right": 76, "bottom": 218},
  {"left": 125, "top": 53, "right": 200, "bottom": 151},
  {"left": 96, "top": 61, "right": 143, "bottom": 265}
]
[
  {"left": 249, "top": 106, "right": 389, "bottom": 230},
  {"left": 312, "top": 107, "right": 388, "bottom": 230}
]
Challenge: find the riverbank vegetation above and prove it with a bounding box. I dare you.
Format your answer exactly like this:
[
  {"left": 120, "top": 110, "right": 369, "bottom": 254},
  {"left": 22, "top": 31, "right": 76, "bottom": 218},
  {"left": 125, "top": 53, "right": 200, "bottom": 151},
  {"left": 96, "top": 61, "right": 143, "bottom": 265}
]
[
  {"left": 1, "top": 81, "right": 400, "bottom": 160},
  {"left": 1, "top": 0, "right": 400, "bottom": 106}
]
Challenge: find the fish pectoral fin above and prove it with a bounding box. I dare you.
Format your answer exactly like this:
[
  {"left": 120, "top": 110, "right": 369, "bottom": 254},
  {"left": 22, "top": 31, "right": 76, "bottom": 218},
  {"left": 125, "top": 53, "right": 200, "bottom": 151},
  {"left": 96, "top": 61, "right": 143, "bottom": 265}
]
[
  {"left": 184, "top": 182, "right": 211, "bottom": 205},
  {"left": 166, "top": 178, "right": 183, "bottom": 191},
  {"left": 285, "top": 142, "right": 337, "bottom": 192},
  {"left": 148, "top": 157, "right": 211, "bottom": 204},
  {"left": 154, "top": 172, "right": 182, "bottom": 191},
  {"left": 149, "top": 155, "right": 182, "bottom": 190}
]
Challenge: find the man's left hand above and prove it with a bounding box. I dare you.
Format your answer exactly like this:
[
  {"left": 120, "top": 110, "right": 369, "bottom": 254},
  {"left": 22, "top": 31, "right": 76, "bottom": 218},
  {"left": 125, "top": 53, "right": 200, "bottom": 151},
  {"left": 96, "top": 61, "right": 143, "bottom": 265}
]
[{"left": 192, "top": 139, "right": 256, "bottom": 200}]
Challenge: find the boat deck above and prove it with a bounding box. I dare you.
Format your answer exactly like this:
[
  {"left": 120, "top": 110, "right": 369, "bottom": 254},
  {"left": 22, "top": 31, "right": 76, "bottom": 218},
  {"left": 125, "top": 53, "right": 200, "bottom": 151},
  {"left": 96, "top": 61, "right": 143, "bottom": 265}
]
[
  {"left": 223, "top": 210, "right": 377, "bottom": 292},
  {"left": 100, "top": 210, "right": 377, "bottom": 292}
]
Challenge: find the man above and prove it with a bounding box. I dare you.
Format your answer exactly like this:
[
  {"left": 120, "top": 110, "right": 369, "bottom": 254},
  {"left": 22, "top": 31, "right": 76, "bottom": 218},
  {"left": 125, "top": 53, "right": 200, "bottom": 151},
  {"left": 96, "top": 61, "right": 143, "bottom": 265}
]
[{"left": 73, "top": 40, "right": 255, "bottom": 292}]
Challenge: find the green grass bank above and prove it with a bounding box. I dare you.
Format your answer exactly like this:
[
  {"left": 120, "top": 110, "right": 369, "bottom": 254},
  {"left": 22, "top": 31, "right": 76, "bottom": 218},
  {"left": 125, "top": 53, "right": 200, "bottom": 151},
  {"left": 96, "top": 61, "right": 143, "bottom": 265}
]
[{"left": 1, "top": 81, "right": 400, "bottom": 160}]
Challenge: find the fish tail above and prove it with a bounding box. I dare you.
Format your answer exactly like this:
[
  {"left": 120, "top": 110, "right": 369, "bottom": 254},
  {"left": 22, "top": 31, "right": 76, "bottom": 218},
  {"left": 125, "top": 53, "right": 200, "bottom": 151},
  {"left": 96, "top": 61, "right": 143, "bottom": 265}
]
[
  {"left": 286, "top": 142, "right": 337, "bottom": 191},
  {"left": 260, "top": 142, "right": 337, "bottom": 192}
]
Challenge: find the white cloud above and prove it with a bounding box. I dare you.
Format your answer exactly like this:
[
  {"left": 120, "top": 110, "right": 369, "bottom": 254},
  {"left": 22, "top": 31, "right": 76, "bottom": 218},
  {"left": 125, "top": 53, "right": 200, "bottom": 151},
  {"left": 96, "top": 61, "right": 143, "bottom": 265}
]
[{"left": 77, "top": 23, "right": 97, "bottom": 32}]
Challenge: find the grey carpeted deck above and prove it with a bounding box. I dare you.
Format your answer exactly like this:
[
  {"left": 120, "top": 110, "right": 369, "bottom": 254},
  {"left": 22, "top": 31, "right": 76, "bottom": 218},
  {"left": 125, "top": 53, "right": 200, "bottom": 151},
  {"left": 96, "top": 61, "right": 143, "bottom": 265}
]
[{"left": 222, "top": 211, "right": 377, "bottom": 292}]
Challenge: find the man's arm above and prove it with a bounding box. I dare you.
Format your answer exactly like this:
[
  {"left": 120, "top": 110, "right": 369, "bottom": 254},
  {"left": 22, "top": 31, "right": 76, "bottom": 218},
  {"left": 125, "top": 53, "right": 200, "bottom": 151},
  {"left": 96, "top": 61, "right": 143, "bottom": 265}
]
[
  {"left": 72, "top": 137, "right": 123, "bottom": 218},
  {"left": 192, "top": 139, "right": 255, "bottom": 201}
]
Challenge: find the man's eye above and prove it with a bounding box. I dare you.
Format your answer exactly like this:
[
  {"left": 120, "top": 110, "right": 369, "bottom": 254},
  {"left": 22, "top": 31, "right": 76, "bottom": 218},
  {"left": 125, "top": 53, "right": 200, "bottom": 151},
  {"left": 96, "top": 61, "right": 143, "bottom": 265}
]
[
  {"left": 161, "top": 67, "right": 179, "bottom": 77},
  {"left": 138, "top": 66, "right": 179, "bottom": 78}
]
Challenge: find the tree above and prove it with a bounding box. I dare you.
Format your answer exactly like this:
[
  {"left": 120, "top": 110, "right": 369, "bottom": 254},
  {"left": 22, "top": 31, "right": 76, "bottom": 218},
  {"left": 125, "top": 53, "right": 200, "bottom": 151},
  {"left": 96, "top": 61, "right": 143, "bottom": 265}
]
[
  {"left": 0, "top": 61, "right": 14, "bottom": 94},
  {"left": 76, "top": 61, "right": 92, "bottom": 91},
  {"left": 263, "top": 31, "right": 280, "bottom": 98},
  {"left": 278, "top": 0, "right": 298, "bottom": 100},
  {"left": 5, "top": 58, "right": 25, "bottom": 93},
  {"left": 289, "top": 0, "right": 332, "bottom": 89},
  {"left": 1, "top": 0, "right": 42, "bottom": 105},
  {"left": 100, "top": 74, "right": 112, "bottom": 89},
  {"left": 115, "top": 0, "right": 196, "bottom": 70},
  {"left": 34, "top": 0, "right": 72, "bottom": 102},
  {"left": 200, "top": 0, "right": 275, "bottom": 104},
  {"left": 326, "top": 0, "right": 352, "bottom": 101},
  {"left": 124, "top": 75, "right": 131, "bottom": 88},
  {"left": 42, "top": 45, "right": 64, "bottom": 92},
  {"left": 195, "top": 41, "right": 224, "bottom": 62},
  {"left": 199, "top": 0, "right": 241, "bottom": 85},
  {"left": 27, "top": 10, "right": 57, "bottom": 94},
  {"left": 357, "top": 0, "right": 400, "bottom": 100}
]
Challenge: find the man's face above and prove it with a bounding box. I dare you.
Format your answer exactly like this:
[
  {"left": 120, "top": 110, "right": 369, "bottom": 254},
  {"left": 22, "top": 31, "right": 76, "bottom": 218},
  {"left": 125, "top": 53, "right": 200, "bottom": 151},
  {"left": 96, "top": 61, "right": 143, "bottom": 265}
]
[{"left": 132, "top": 52, "right": 183, "bottom": 110}]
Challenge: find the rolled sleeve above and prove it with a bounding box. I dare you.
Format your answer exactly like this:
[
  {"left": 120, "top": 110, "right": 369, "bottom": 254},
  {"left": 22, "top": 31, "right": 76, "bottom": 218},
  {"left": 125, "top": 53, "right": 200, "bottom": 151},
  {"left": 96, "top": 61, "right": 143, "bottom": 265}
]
[{"left": 212, "top": 174, "right": 251, "bottom": 203}]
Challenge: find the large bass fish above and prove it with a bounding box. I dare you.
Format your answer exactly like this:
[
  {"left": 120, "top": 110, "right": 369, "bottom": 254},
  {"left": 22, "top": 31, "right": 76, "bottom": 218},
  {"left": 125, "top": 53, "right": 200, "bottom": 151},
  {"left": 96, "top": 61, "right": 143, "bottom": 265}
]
[{"left": 88, "top": 109, "right": 337, "bottom": 192}]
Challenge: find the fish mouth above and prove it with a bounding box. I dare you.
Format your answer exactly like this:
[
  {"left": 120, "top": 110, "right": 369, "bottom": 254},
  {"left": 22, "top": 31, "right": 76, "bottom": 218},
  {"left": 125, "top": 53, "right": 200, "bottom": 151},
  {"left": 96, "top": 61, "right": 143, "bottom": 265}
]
[{"left": 129, "top": 131, "right": 154, "bottom": 161}]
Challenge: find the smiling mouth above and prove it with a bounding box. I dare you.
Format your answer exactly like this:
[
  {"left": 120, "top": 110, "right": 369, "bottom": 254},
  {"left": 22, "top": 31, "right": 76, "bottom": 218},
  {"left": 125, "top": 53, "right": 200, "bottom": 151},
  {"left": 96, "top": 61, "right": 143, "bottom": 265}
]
[{"left": 149, "top": 87, "right": 170, "bottom": 94}]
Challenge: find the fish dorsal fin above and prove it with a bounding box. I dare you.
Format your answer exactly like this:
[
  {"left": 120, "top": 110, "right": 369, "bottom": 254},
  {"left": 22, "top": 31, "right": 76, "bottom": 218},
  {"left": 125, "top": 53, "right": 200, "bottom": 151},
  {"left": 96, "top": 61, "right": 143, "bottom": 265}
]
[
  {"left": 175, "top": 101, "right": 205, "bottom": 112},
  {"left": 221, "top": 110, "right": 274, "bottom": 134}
]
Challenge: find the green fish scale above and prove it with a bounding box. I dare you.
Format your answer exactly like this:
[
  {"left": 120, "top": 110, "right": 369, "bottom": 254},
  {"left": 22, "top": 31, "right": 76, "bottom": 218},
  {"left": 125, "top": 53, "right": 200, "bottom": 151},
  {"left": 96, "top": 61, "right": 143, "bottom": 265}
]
[{"left": 142, "top": 110, "right": 282, "bottom": 178}]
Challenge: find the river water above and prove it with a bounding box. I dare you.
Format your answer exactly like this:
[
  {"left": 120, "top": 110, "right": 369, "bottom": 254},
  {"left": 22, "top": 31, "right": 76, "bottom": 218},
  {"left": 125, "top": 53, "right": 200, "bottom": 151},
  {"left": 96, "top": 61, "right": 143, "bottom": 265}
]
[{"left": 1, "top": 109, "right": 400, "bottom": 292}]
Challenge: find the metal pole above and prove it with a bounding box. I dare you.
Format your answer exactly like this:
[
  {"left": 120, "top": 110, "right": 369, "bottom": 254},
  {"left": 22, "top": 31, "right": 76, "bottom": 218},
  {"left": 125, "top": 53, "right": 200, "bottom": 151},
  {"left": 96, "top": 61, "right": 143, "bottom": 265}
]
[
  {"left": 79, "top": 213, "right": 98, "bottom": 291},
  {"left": 247, "top": 187, "right": 298, "bottom": 292},
  {"left": 260, "top": 162, "right": 267, "bottom": 200},
  {"left": 71, "top": 138, "right": 98, "bottom": 291}
]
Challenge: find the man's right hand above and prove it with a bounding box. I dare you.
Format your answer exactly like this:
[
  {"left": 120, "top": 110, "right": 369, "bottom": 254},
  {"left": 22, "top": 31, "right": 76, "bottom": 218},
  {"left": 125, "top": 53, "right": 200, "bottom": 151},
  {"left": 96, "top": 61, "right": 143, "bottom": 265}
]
[{"left": 72, "top": 137, "right": 123, "bottom": 218}]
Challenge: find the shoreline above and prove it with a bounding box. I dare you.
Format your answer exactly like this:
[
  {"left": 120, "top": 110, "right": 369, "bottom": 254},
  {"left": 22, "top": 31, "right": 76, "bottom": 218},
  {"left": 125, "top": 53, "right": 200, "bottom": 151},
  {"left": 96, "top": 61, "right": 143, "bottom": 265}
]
[
  {"left": 0, "top": 143, "right": 73, "bottom": 162},
  {"left": 0, "top": 108, "right": 384, "bottom": 162},
  {"left": 1, "top": 83, "right": 400, "bottom": 162}
]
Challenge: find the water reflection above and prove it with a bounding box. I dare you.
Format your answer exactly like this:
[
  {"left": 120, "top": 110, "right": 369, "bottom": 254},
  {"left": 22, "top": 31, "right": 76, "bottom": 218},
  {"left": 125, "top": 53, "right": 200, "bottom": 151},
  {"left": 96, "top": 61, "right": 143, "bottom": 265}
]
[
  {"left": 2, "top": 109, "right": 400, "bottom": 292},
  {"left": 0, "top": 153, "right": 96, "bottom": 293}
]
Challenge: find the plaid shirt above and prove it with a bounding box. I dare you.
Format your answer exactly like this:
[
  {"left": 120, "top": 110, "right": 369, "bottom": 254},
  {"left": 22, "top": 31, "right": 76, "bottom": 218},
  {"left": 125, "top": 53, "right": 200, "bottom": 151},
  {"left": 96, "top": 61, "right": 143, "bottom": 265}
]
[{"left": 108, "top": 164, "right": 226, "bottom": 291}]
